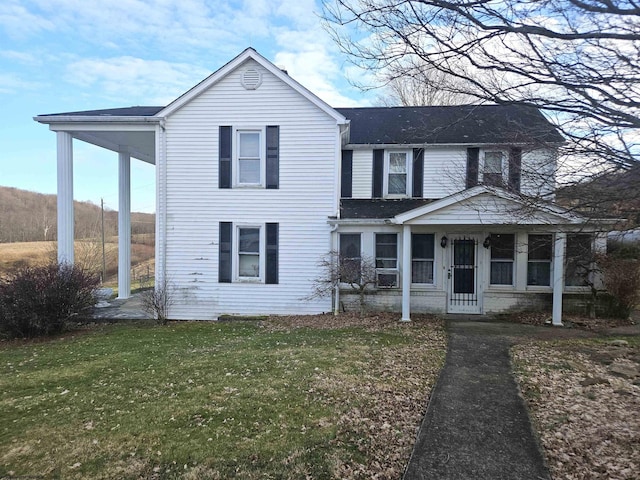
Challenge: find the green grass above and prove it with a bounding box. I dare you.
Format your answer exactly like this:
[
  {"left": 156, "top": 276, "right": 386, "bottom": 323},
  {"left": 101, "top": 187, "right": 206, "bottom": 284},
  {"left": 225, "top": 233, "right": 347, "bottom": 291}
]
[{"left": 0, "top": 319, "right": 445, "bottom": 479}]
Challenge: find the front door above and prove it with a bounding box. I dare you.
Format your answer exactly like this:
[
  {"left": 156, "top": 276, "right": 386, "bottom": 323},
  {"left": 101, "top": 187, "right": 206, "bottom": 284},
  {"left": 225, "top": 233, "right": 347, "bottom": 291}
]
[{"left": 447, "top": 236, "right": 481, "bottom": 314}]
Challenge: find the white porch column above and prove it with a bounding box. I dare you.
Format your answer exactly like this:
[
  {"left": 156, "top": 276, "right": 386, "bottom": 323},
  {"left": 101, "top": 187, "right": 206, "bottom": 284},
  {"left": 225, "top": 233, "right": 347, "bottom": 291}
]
[
  {"left": 552, "top": 231, "right": 566, "bottom": 326},
  {"left": 56, "top": 131, "right": 74, "bottom": 264},
  {"left": 401, "top": 224, "right": 412, "bottom": 322},
  {"left": 117, "top": 152, "right": 131, "bottom": 299}
]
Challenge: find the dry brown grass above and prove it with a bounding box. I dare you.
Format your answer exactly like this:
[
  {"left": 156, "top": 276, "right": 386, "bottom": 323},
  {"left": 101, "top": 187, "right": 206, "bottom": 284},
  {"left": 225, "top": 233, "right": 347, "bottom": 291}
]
[
  {"left": 0, "top": 241, "right": 55, "bottom": 271},
  {"left": 0, "top": 240, "right": 154, "bottom": 282}
]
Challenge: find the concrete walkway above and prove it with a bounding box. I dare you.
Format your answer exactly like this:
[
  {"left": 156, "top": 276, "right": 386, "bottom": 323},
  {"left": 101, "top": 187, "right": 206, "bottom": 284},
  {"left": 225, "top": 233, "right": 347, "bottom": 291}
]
[
  {"left": 92, "top": 293, "right": 151, "bottom": 320},
  {"left": 403, "top": 320, "right": 551, "bottom": 480}
]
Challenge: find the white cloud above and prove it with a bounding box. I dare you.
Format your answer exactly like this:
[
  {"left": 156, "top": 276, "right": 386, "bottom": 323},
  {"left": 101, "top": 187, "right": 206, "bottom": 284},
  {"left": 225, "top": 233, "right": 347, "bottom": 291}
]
[
  {"left": 65, "top": 56, "right": 211, "bottom": 105},
  {"left": 275, "top": 0, "right": 320, "bottom": 28},
  {"left": 272, "top": 17, "right": 367, "bottom": 107},
  {"left": 0, "top": 72, "right": 43, "bottom": 94},
  {"left": 0, "top": 50, "right": 41, "bottom": 65},
  {"left": 0, "top": 1, "right": 56, "bottom": 38}
]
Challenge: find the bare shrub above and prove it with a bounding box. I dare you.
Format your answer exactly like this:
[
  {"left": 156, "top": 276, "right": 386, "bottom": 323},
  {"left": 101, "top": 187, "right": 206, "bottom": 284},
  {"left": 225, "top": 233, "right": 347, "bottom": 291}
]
[
  {"left": 141, "top": 278, "right": 174, "bottom": 325},
  {"left": 309, "top": 251, "right": 378, "bottom": 316},
  {"left": 598, "top": 253, "right": 640, "bottom": 318},
  {"left": 0, "top": 262, "right": 100, "bottom": 338}
]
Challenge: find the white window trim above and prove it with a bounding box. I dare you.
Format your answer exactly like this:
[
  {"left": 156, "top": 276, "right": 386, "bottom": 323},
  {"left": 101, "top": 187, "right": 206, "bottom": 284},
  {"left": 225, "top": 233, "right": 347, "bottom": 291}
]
[
  {"left": 488, "top": 234, "right": 516, "bottom": 288},
  {"left": 481, "top": 149, "right": 508, "bottom": 185},
  {"left": 383, "top": 150, "right": 413, "bottom": 198},
  {"left": 233, "top": 126, "right": 266, "bottom": 188},
  {"left": 526, "top": 233, "right": 554, "bottom": 289},
  {"left": 411, "top": 233, "right": 436, "bottom": 286},
  {"left": 234, "top": 224, "right": 265, "bottom": 282},
  {"left": 375, "top": 233, "right": 399, "bottom": 288}
]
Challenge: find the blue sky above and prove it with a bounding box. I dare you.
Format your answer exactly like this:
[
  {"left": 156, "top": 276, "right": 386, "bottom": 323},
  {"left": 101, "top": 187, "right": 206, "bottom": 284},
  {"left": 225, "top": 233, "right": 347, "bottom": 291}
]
[{"left": 0, "top": 0, "right": 371, "bottom": 213}]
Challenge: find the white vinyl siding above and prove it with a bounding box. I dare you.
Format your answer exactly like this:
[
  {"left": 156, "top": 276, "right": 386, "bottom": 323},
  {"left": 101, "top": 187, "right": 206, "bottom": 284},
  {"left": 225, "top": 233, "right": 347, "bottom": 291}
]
[
  {"left": 163, "top": 59, "right": 338, "bottom": 319},
  {"left": 348, "top": 146, "right": 555, "bottom": 200}
]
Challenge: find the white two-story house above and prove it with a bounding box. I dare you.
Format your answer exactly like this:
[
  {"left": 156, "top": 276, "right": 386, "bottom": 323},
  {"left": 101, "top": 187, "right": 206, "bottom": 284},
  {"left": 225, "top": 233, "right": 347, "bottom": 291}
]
[{"left": 35, "top": 48, "right": 604, "bottom": 324}]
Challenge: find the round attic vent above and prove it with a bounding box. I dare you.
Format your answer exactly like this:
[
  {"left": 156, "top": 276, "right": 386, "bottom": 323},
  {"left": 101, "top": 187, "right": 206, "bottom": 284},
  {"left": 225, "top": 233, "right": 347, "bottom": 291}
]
[{"left": 241, "top": 68, "right": 262, "bottom": 90}]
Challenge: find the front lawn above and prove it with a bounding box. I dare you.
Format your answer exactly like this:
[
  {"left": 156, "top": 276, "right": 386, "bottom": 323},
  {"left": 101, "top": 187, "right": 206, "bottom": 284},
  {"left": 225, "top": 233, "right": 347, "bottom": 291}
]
[
  {"left": 513, "top": 337, "right": 640, "bottom": 480},
  {"left": 0, "top": 314, "right": 445, "bottom": 479}
]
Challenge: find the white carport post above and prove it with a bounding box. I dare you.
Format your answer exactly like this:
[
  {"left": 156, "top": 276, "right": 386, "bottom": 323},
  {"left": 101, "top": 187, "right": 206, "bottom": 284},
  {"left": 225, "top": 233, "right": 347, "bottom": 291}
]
[
  {"left": 117, "top": 152, "right": 131, "bottom": 299},
  {"left": 56, "top": 131, "right": 74, "bottom": 264},
  {"left": 552, "top": 231, "right": 566, "bottom": 326},
  {"left": 401, "top": 224, "right": 412, "bottom": 322}
]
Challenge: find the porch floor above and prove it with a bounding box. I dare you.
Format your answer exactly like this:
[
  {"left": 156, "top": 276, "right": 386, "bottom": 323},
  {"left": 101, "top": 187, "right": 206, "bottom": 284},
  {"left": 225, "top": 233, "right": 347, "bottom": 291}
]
[{"left": 92, "top": 293, "right": 152, "bottom": 320}]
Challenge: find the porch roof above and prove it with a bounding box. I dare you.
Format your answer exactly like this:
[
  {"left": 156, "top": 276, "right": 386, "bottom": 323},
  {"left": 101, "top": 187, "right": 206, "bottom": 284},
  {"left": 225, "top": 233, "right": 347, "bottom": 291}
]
[
  {"left": 340, "top": 198, "right": 436, "bottom": 219},
  {"left": 34, "top": 107, "right": 162, "bottom": 164}
]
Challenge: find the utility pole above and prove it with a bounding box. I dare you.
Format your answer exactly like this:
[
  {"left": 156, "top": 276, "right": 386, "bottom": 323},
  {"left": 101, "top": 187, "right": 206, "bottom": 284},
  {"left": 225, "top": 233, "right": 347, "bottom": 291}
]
[{"left": 101, "top": 198, "right": 106, "bottom": 283}]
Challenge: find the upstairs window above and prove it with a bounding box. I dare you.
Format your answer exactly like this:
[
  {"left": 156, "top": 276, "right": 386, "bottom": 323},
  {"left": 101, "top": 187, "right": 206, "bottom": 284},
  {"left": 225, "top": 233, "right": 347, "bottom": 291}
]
[
  {"left": 412, "top": 234, "right": 435, "bottom": 284},
  {"left": 483, "top": 151, "right": 505, "bottom": 187},
  {"left": 385, "top": 151, "right": 411, "bottom": 197},
  {"left": 527, "top": 234, "right": 552, "bottom": 286},
  {"left": 375, "top": 233, "right": 398, "bottom": 287},
  {"left": 490, "top": 234, "right": 515, "bottom": 285},
  {"left": 237, "top": 130, "right": 262, "bottom": 185}
]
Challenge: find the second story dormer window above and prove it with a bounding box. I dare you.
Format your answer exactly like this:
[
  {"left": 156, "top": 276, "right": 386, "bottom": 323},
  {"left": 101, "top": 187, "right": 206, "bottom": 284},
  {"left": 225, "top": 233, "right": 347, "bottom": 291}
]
[{"left": 385, "top": 150, "right": 412, "bottom": 197}]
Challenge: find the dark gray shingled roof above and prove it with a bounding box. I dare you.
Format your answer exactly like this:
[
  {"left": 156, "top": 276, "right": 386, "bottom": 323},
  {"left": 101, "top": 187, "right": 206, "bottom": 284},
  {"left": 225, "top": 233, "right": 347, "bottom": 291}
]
[
  {"left": 38, "top": 106, "right": 164, "bottom": 117},
  {"left": 336, "top": 105, "right": 564, "bottom": 145},
  {"left": 340, "top": 199, "right": 436, "bottom": 219},
  {"left": 39, "top": 104, "right": 563, "bottom": 145}
]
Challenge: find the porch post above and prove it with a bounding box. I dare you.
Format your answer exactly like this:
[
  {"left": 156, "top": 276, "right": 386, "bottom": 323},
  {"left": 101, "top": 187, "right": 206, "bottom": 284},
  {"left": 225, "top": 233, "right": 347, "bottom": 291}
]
[
  {"left": 56, "top": 131, "right": 74, "bottom": 264},
  {"left": 401, "top": 224, "right": 412, "bottom": 322},
  {"left": 552, "top": 231, "right": 566, "bottom": 326},
  {"left": 117, "top": 152, "right": 131, "bottom": 299}
]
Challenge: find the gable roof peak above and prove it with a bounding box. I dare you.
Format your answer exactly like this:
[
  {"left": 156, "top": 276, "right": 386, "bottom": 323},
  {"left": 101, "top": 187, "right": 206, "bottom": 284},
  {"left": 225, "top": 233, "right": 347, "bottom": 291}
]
[{"left": 158, "top": 48, "right": 347, "bottom": 123}]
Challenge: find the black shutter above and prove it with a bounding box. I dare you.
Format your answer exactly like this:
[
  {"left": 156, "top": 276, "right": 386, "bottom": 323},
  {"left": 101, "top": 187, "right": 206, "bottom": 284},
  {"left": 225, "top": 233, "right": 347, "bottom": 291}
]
[
  {"left": 372, "top": 149, "right": 384, "bottom": 198},
  {"left": 509, "top": 147, "right": 522, "bottom": 192},
  {"left": 341, "top": 150, "right": 353, "bottom": 198},
  {"left": 266, "top": 126, "right": 279, "bottom": 189},
  {"left": 466, "top": 147, "right": 479, "bottom": 189},
  {"left": 266, "top": 223, "right": 279, "bottom": 284},
  {"left": 219, "top": 126, "right": 232, "bottom": 189},
  {"left": 412, "top": 148, "right": 424, "bottom": 198},
  {"left": 219, "top": 222, "right": 232, "bottom": 283}
]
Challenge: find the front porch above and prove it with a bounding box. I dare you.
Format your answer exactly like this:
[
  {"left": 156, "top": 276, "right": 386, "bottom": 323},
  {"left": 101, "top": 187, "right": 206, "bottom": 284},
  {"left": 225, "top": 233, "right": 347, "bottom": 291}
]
[
  {"left": 333, "top": 188, "right": 606, "bottom": 325},
  {"left": 35, "top": 108, "right": 162, "bottom": 299}
]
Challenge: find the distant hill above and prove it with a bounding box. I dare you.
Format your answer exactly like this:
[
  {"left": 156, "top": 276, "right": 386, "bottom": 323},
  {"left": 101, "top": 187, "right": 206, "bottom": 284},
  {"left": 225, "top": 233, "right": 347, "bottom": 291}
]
[
  {"left": 0, "top": 186, "right": 155, "bottom": 243},
  {"left": 557, "top": 165, "right": 640, "bottom": 228}
]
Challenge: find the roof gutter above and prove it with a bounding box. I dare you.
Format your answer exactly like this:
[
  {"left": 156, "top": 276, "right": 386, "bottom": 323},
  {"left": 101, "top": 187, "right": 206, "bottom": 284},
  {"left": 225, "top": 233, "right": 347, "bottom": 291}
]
[
  {"left": 34, "top": 115, "right": 163, "bottom": 124},
  {"left": 343, "top": 141, "right": 565, "bottom": 149}
]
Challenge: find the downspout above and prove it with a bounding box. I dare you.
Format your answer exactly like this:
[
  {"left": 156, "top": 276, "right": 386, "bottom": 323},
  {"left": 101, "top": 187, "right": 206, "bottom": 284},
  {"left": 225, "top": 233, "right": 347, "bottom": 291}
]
[{"left": 330, "top": 223, "right": 340, "bottom": 315}]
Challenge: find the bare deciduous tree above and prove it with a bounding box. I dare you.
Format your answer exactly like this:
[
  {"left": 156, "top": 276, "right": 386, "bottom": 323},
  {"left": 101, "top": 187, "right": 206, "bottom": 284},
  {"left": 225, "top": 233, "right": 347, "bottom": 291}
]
[
  {"left": 308, "top": 251, "right": 378, "bottom": 316},
  {"left": 323, "top": 0, "right": 640, "bottom": 221},
  {"left": 376, "top": 57, "right": 478, "bottom": 106}
]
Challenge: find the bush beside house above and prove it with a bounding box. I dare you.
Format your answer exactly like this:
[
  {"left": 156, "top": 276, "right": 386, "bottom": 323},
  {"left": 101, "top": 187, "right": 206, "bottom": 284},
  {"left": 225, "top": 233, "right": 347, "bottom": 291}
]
[{"left": 0, "top": 262, "right": 99, "bottom": 338}]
